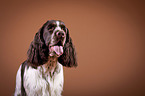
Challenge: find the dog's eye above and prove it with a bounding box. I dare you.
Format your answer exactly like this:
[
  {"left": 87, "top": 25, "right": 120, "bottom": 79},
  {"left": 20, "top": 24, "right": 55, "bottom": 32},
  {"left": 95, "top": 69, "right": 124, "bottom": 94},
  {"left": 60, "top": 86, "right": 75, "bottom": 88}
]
[
  {"left": 48, "top": 24, "right": 55, "bottom": 31},
  {"left": 60, "top": 25, "right": 66, "bottom": 31}
]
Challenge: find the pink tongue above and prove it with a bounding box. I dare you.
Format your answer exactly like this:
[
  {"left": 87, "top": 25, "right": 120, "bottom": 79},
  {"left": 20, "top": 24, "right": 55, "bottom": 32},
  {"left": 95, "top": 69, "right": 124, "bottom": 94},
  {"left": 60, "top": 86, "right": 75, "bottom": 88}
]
[{"left": 52, "top": 46, "right": 63, "bottom": 56}]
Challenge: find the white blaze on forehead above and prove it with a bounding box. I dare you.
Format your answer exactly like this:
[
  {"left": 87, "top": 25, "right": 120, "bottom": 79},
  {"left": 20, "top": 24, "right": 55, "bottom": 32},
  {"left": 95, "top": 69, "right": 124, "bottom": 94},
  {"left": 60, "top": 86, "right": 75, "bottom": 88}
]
[
  {"left": 56, "top": 21, "right": 60, "bottom": 26},
  {"left": 55, "top": 21, "right": 62, "bottom": 31}
]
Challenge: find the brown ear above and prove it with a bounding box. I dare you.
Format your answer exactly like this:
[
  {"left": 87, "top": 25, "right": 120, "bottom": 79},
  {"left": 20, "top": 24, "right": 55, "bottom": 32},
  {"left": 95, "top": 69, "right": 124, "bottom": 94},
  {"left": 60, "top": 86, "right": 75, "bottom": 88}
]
[
  {"left": 58, "top": 28, "right": 78, "bottom": 67},
  {"left": 27, "top": 21, "right": 49, "bottom": 67}
]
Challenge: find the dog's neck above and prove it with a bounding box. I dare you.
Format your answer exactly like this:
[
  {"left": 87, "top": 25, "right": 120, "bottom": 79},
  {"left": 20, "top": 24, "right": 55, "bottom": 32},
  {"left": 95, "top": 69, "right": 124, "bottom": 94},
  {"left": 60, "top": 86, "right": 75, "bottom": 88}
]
[{"left": 42, "top": 56, "right": 58, "bottom": 77}]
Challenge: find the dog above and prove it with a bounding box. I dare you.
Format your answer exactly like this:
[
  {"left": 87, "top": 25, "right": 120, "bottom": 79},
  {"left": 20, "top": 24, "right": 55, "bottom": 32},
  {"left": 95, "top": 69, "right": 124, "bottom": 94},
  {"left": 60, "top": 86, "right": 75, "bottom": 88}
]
[{"left": 14, "top": 20, "right": 77, "bottom": 96}]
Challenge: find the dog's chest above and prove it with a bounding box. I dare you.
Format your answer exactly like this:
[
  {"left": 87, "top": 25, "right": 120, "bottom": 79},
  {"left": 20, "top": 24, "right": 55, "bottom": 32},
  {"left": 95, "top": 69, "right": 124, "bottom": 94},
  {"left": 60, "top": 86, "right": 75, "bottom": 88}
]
[
  {"left": 47, "top": 73, "right": 62, "bottom": 93},
  {"left": 24, "top": 63, "right": 64, "bottom": 96},
  {"left": 43, "top": 67, "right": 62, "bottom": 92}
]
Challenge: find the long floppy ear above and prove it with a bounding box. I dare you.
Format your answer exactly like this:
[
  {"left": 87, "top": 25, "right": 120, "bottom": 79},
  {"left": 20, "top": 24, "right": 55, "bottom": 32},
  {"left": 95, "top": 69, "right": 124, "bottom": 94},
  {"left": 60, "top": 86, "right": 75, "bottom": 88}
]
[
  {"left": 27, "top": 21, "right": 49, "bottom": 67},
  {"left": 58, "top": 28, "right": 78, "bottom": 67}
]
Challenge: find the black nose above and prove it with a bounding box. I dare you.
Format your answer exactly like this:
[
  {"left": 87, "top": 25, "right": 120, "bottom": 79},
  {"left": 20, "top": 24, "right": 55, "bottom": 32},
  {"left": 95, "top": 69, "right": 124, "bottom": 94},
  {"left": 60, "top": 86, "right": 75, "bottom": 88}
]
[{"left": 56, "top": 31, "right": 65, "bottom": 38}]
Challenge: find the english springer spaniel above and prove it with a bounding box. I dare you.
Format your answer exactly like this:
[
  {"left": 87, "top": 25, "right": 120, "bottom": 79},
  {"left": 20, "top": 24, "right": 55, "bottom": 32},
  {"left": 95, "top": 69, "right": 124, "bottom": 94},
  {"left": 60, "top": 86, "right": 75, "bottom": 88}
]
[{"left": 14, "top": 20, "right": 77, "bottom": 96}]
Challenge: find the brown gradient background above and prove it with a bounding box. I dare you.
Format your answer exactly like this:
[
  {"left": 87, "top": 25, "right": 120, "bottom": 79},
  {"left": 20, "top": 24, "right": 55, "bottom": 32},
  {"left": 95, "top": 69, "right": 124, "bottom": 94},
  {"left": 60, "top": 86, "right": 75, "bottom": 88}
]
[{"left": 0, "top": 0, "right": 145, "bottom": 96}]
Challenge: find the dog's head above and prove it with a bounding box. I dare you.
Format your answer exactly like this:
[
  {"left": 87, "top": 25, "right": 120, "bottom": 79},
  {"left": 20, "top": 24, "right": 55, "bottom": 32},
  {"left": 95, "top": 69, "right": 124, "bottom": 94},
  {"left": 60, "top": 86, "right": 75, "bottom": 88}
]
[
  {"left": 27, "top": 20, "right": 77, "bottom": 68},
  {"left": 44, "top": 20, "right": 67, "bottom": 57}
]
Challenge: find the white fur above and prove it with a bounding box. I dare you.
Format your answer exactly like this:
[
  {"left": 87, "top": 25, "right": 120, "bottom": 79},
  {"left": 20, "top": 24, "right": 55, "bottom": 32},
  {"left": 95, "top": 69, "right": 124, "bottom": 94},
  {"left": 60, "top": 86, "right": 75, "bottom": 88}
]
[
  {"left": 15, "top": 65, "right": 22, "bottom": 95},
  {"left": 54, "top": 21, "right": 63, "bottom": 33},
  {"left": 14, "top": 61, "right": 64, "bottom": 96}
]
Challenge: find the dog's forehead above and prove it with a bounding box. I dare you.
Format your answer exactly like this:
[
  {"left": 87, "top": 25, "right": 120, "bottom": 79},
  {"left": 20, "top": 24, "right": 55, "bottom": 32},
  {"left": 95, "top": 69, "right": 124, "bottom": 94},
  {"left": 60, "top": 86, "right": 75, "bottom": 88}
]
[{"left": 48, "top": 20, "right": 65, "bottom": 26}]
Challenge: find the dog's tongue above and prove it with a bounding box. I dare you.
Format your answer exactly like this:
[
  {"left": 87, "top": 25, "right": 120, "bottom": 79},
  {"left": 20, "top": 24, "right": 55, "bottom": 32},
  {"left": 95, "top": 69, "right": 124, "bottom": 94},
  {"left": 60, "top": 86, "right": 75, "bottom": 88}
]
[{"left": 52, "top": 46, "right": 63, "bottom": 56}]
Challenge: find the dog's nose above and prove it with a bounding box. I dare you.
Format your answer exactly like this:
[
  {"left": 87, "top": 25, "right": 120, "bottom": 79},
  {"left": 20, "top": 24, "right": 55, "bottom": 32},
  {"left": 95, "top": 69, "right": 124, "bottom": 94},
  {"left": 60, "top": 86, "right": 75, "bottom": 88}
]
[{"left": 56, "top": 31, "right": 65, "bottom": 38}]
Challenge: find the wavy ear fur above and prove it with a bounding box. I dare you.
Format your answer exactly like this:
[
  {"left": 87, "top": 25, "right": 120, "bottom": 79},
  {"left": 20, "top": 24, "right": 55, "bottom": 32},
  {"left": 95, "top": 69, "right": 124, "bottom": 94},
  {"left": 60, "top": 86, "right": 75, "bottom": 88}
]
[
  {"left": 58, "top": 28, "right": 78, "bottom": 67},
  {"left": 27, "top": 21, "right": 49, "bottom": 67}
]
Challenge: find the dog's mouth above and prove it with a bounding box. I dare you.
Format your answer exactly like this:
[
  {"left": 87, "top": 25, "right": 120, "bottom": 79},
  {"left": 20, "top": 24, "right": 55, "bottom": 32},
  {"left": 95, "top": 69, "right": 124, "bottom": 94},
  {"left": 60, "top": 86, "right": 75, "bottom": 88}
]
[
  {"left": 49, "top": 41, "right": 64, "bottom": 57},
  {"left": 49, "top": 46, "right": 63, "bottom": 57}
]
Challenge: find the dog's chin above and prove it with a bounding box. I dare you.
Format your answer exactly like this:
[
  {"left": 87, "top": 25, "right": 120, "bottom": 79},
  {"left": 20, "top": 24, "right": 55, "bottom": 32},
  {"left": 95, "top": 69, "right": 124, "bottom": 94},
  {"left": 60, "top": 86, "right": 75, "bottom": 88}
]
[{"left": 49, "top": 46, "right": 63, "bottom": 57}]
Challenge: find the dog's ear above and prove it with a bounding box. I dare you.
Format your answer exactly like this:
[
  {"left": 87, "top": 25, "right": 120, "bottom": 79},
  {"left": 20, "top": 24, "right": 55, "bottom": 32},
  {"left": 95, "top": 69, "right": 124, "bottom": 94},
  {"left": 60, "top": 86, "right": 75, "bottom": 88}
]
[
  {"left": 27, "top": 21, "right": 49, "bottom": 67},
  {"left": 58, "top": 28, "right": 78, "bottom": 67}
]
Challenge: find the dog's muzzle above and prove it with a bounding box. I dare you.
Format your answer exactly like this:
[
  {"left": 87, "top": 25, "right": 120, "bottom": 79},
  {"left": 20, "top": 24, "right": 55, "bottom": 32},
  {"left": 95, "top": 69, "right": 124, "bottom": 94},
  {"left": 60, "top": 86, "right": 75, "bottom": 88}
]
[{"left": 49, "top": 31, "right": 65, "bottom": 57}]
